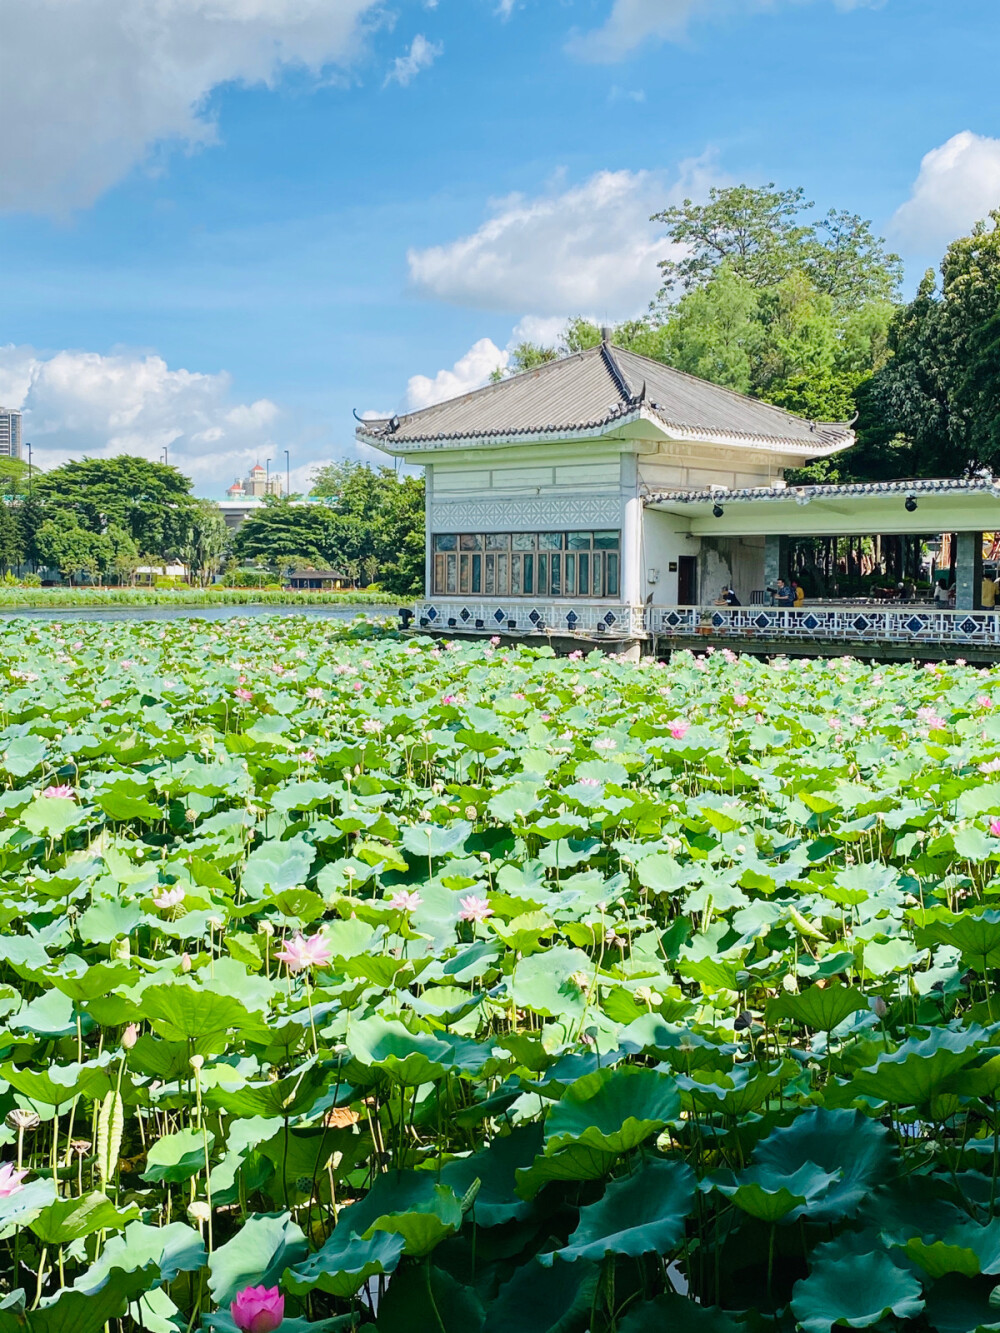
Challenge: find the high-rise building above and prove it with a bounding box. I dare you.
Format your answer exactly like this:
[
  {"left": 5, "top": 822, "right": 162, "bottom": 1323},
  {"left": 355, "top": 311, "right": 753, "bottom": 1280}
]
[
  {"left": 0, "top": 409, "right": 22, "bottom": 460},
  {"left": 226, "top": 463, "right": 283, "bottom": 499}
]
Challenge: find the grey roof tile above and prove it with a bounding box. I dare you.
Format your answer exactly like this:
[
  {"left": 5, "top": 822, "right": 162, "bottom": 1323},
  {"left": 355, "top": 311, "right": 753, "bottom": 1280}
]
[{"left": 358, "top": 343, "right": 854, "bottom": 453}]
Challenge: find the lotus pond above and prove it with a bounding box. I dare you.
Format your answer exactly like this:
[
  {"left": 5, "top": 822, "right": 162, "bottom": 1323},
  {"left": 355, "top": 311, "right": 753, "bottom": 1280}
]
[{"left": 4, "top": 618, "right": 1000, "bottom": 1333}]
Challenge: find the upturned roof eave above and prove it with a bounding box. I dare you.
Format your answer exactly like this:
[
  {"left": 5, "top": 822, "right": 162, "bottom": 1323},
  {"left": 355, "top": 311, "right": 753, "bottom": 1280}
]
[{"left": 358, "top": 406, "right": 854, "bottom": 459}]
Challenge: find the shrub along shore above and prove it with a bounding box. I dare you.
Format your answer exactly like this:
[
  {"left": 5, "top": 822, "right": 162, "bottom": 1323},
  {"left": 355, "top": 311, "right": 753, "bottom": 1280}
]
[{"left": 0, "top": 586, "right": 400, "bottom": 608}]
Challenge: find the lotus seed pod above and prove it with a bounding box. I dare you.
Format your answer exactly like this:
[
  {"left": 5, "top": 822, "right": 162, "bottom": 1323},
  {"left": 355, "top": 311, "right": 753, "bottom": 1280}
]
[
  {"left": 189, "top": 1054, "right": 205, "bottom": 1071},
  {"left": 6, "top": 1110, "right": 39, "bottom": 1131},
  {"left": 187, "top": 1201, "right": 211, "bottom": 1224}
]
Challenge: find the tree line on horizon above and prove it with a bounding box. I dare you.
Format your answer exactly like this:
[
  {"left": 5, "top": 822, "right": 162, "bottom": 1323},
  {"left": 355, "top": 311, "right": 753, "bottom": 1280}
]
[
  {"left": 0, "top": 456, "right": 425, "bottom": 596},
  {"left": 497, "top": 183, "right": 1000, "bottom": 484}
]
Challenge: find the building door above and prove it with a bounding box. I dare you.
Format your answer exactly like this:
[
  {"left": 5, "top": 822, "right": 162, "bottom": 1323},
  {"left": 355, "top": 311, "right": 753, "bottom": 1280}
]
[{"left": 678, "top": 556, "right": 698, "bottom": 605}]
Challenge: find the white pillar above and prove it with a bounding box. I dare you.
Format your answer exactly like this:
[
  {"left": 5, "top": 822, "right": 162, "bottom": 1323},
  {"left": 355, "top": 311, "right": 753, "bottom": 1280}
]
[
  {"left": 620, "top": 453, "right": 642, "bottom": 608},
  {"left": 424, "top": 464, "right": 434, "bottom": 599}
]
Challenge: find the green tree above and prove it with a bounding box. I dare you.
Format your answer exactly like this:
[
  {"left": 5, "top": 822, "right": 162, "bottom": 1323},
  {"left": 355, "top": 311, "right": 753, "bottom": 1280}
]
[
  {"left": 309, "top": 461, "right": 425, "bottom": 595},
  {"left": 32, "top": 456, "right": 197, "bottom": 553},
  {"left": 854, "top": 215, "right": 1000, "bottom": 479},
  {"left": 178, "top": 500, "right": 230, "bottom": 587},
  {"left": 651, "top": 183, "right": 901, "bottom": 309},
  {"left": 231, "top": 499, "right": 341, "bottom": 570},
  {"left": 35, "top": 520, "right": 107, "bottom": 585}
]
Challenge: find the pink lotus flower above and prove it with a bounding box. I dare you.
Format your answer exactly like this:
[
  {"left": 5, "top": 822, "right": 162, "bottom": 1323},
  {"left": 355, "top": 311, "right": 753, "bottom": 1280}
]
[
  {"left": 275, "top": 933, "right": 333, "bottom": 974},
  {"left": 978, "top": 695, "right": 994, "bottom": 709},
  {"left": 578, "top": 777, "right": 601, "bottom": 787},
  {"left": 669, "top": 721, "right": 690, "bottom": 740},
  {"left": 299, "top": 749, "right": 317, "bottom": 763},
  {"left": 230, "top": 1285, "right": 284, "bottom": 1333},
  {"left": 981, "top": 758, "right": 1000, "bottom": 774},
  {"left": 568, "top": 650, "right": 584, "bottom": 661},
  {"left": 234, "top": 688, "right": 254, "bottom": 702},
  {"left": 0, "top": 1163, "right": 26, "bottom": 1198},
  {"left": 458, "top": 895, "right": 493, "bottom": 923},
  {"left": 389, "top": 890, "right": 422, "bottom": 912},
  {"left": 490, "top": 636, "right": 501, "bottom": 646},
  {"left": 733, "top": 693, "right": 749, "bottom": 707},
  {"left": 153, "top": 888, "right": 185, "bottom": 910},
  {"left": 441, "top": 694, "right": 458, "bottom": 706},
  {"left": 306, "top": 687, "right": 323, "bottom": 701},
  {"left": 42, "top": 785, "right": 74, "bottom": 800},
  {"left": 990, "top": 819, "right": 1000, "bottom": 837}
]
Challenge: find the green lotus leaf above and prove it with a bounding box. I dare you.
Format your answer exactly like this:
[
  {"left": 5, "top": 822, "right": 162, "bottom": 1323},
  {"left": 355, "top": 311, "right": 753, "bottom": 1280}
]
[
  {"left": 22, "top": 796, "right": 81, "bottom": 838},
  {"left": 766, "top": 981, "right": 870, "bottom": 1031},
  {"left": 544, "top": 1066, "right": 680, "bottom": 1156},
  {"left": 333, "top": 1171, "right": 464, "bottom": 1257},
  {"left": 790, "top": 1250, "right": 924, "bottom": 1333},
  {"left": 30, "top": 1191, "right": 139, "bottom": 1245},
  {"left": 509, "top": 946, "right": 593, "bottom": 1019},
  {"left": 618, "top": 1292, "right": 746, "bottom": 1333},
  {"left": 283, "top": 1228, "right": 405, "bottom": 1298},
  {"left": 543, "top": 1158, "right": 695, "bottom": 1264},
  {"left": 851, "top": 1026, "right": 987, "bottom": 1106},
  {"left": 923, "top": 1274, "right": 1000, "bottom": 1333},
  {"left": 139, "top": 983, "right": 255, "bottom": 1042},
  {"left": 750, "top": 1108, "right": 896, "bottom": 1223},
  {"left": 679, "top": 1060, "right": 792, "bottom": 1116},
  {"left": 208, "top": 1212, "right": 308, "bottom": 1306},
  {"left": 142, "top": 1128, "right": 214, "bottom": 1184},
  {"left": 439, "top": 1124, "right": 542, "bottom": 1226},
  {"left": 0, "top": 1264, "right": 160, "bottom": 1333},
  {"left": 401, "top": 821, "right": 471, "bottom": 860},
  {"left": 0, "top": 1177, "right": 58, "bottom": 1239},
  {"left": 77, "top": 1220, "right": 206, "bottom": 1289},
  {"left": 374, "top": 1262, "right": 485, "bottom": 1333},
  {"left": 915, "top": 910, "right": 1000, "bottom": 971},
  {"left": 485, "top": 1257, "right": 598, "bottom": 1333}
]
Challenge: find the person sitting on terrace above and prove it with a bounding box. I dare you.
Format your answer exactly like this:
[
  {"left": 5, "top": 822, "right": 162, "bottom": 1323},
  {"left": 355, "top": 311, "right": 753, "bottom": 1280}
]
[
  {"left": 793, "top": 581, "right": 805, "bottom": 607},
  {"left": 933, "top": 577, "right": 951, "bottom": 607},
  {"left": 715, "top": 585, "right": 742, "bottom": 606}
]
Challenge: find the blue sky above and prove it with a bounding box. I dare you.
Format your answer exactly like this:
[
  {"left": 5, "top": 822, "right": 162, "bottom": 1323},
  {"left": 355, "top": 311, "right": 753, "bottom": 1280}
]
[{"left": 2, "top": 0, "right": 999, "bottom": 494}]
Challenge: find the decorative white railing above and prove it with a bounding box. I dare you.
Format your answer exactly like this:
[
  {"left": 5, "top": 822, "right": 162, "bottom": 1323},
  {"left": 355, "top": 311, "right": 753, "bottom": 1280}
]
[
  {"left": 412, "top": 600, "right": 647, "bottom": 637},
  {"left": 648, "top": 605, "right": 1000, "bottom": 646}
]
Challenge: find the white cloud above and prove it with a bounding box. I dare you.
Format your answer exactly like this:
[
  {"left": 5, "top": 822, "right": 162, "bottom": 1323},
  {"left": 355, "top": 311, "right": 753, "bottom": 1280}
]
[
  {"left": 405, "top": 338, "right": 508, "bottom": 411},
  {"left": 510, "top": 315, "right": 570, "bottom": 347},
  {"left": 407, "top": 157, "right": 723, "bottom": 319},
  {"left": 569, "top": 0, "right": 881, "bottom": 62},
  {"left": 0, "top": 343, "right": 286, "bottom": 494},
  {"left": 0, "top": 0, "right": 383, "bottom": 214},
  {"left": 891, "top": 131, "right": 1000, "bottom": 250},
  {"left": 384, "top": 33, "right": 443, "bottom": 87}
]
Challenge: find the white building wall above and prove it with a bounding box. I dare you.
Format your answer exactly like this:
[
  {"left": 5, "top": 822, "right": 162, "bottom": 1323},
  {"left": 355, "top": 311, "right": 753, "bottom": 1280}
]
[{"left": 640, "top": 509, "right": 694, "bottom": 606}]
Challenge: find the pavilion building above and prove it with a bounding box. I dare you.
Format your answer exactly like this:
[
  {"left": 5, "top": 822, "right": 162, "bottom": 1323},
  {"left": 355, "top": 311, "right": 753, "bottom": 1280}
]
[{"left": 359, "top": 335, "right": 1000, "bottom": 656}]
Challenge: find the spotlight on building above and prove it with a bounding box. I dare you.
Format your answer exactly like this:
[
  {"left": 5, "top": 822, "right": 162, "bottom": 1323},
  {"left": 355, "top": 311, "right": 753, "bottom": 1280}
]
[
  {"left": 905, "top": 496, "right": 918, "bottom": 513},
  {"left": 712, "top": 503, "right": 725, "bottom": 519},
  {"left": 474, "top": 618, "right": 485, "bottom": 630},
  {"left": 507, "top": 619, "right": 517, "bottom": 632}
]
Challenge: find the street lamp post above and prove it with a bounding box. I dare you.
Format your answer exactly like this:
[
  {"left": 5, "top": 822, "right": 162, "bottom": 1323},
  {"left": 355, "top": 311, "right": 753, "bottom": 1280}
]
[{"left": 284, "top": 449, "right": 290, "bottom": 498}]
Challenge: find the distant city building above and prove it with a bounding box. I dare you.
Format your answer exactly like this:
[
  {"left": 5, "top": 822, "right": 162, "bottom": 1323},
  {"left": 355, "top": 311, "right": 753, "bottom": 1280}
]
[
  {"left": 0, "top": 408, "right": 22, "bottom": 460},
  {"left": 226, "top": 463, "right": 283, "bottom": 500}
]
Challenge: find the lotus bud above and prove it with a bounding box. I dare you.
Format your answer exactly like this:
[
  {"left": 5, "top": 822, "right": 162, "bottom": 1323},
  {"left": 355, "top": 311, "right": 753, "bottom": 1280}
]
[
  {"left": 871, "top": 996, "right": 888, "bottom": 1019},
  {"left": 189, "top": 1054, "right": 205, "bottom": 1072},
  {"left": 6, "top": 1110, "right": 39, "bottom": 1132},
  {"left": 179, "top": 952, "right": 192, "bottom": 973},
  {"left": 230, "top": 1286, "right": 284, "bottom": 1333},
  {"left": 258, "top": 920, "right": 275, "bottom": 936},
  {"left": 122, "top": 1023, "right": 139, "bottom": 1050},
  {"left": 187, "top": 1200, "right": 211, "bottom": 1225}
]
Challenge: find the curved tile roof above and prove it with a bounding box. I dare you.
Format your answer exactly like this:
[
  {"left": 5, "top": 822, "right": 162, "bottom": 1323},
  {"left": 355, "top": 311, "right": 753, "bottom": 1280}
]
[{"left": 358, "top": 342, "right": 855, "bottom": 455}]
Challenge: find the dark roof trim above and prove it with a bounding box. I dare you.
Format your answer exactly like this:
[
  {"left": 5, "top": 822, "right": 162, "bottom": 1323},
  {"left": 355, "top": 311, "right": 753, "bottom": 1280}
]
[{"left": 601, "top": 342, "right": 633, "bottom": 403}]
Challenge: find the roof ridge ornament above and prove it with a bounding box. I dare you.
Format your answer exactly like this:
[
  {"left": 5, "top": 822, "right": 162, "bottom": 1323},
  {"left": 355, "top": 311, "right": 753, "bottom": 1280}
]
[{"left": 600, "top": 341, "right": 633, "bottom": 404}]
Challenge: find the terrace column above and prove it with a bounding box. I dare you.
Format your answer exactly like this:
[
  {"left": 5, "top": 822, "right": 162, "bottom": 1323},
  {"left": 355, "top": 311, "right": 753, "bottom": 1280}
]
[
  {"left": 764, "top": 535, "right": 789, "bottom": 592},
  {"left": 621, "top": 454, "right": 642, "bottom": 607},
  {"left": 955, "top": 531, "right": 983, "bottom": 611},
  {"left": 424, "top": 466, "right": 434, "bottom": 598}
]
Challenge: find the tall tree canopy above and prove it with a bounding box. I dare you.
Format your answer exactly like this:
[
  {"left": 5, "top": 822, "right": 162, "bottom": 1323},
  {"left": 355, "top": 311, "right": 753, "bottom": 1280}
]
[
  {"left": 853, "top": 215, "right": 1000, "bottom": 479},
  {"left": 651, "top": 183, "right": 902, "bottom": 310},
  {"left": 31, "top": 457, "right": 197, "bottom": 554}
]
